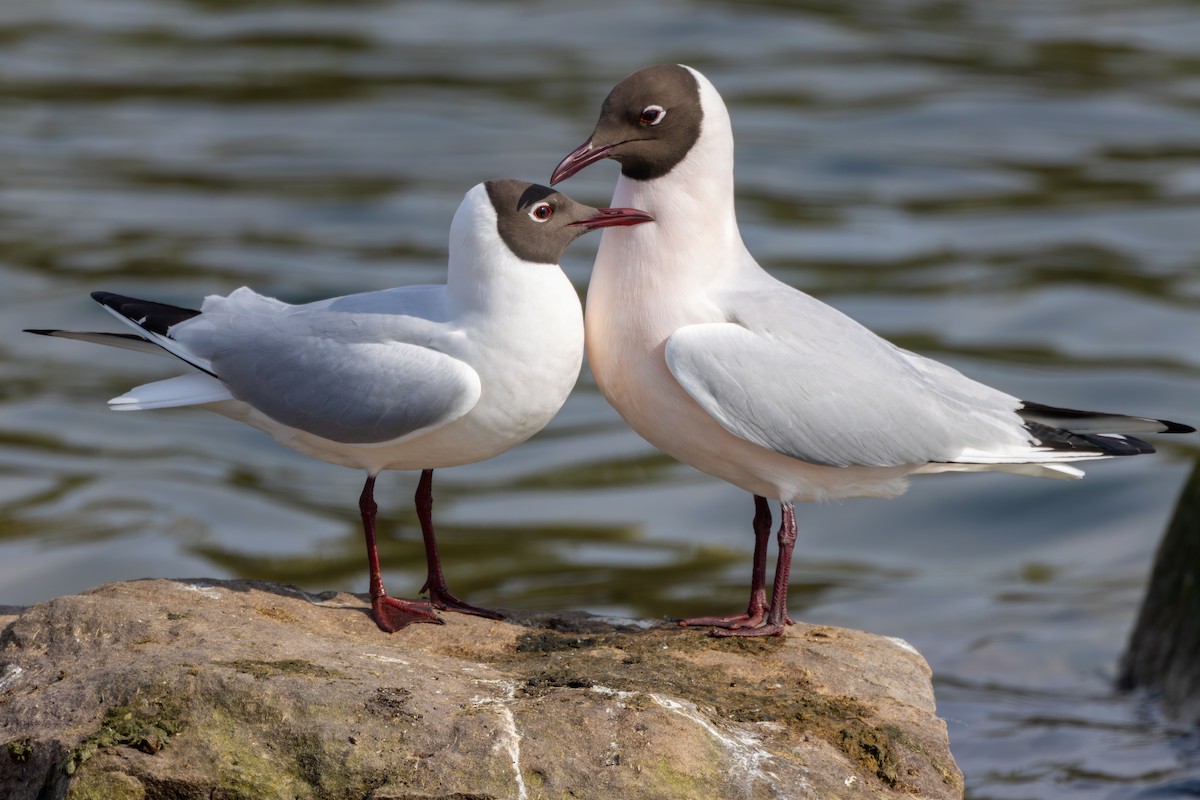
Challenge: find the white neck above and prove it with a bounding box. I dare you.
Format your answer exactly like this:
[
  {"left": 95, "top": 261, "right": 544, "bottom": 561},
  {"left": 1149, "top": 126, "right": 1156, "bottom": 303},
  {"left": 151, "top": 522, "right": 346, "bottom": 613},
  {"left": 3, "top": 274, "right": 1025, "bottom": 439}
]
[
  {"left": 442, "top": 186, "right": 581, "bottom": 358},
  {"left": 444, "top": 184, "right": 534, "bottom": 314}
]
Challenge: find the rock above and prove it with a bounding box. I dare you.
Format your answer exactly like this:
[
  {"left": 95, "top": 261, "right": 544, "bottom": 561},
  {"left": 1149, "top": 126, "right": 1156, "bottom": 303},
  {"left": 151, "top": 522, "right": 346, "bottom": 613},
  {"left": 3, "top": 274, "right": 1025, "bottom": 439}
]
[
  {"left": 0, "top": 579, "right": 963, "bottom": 799},
  {"left": 1118, "top": 459, "right": 1200, "bottom": 725}
]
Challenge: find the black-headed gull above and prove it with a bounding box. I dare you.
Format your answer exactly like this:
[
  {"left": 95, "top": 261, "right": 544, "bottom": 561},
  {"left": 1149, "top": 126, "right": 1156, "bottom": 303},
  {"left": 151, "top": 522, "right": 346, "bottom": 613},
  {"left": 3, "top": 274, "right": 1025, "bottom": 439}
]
[
  {"left": 551, "top": 64, "right": 1194, "bottom": 637},
  {"left": 28, "top": 180, "right": 654, "bottom": 633}
]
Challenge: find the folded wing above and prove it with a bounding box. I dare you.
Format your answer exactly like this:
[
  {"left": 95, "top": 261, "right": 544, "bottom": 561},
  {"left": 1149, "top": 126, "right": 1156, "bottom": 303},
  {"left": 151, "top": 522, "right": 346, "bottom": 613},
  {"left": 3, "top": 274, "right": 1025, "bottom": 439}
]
[
  {"left": 89, "top": 289, "right": 483, "bottom": 445},
  {"left": 665, "top": 286, "right": 1189, "bottom": 471}
]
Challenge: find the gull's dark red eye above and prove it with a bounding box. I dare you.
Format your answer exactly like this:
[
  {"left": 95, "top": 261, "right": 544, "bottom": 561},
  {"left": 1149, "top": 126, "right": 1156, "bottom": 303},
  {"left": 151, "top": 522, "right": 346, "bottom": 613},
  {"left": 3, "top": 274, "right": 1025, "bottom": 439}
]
[
  {"left": 529, "top": 202, "right": 554, "bottom": 222},
  {"left": 639, "top": 105, "right": 666, "bottom": 126}
]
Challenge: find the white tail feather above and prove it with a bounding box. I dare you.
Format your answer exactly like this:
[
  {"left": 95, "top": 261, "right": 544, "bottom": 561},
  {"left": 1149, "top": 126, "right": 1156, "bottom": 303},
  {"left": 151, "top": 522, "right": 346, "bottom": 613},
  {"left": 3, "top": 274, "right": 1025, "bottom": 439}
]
[
  {"left": 109, "top": 373, "right": 232, "bottom": 411},
  {"left": 951, "top": 446, "right": 1110, "bottom": 465},
  {"left": 918, "top": 461, "right": 1086, "bottom": 480}
]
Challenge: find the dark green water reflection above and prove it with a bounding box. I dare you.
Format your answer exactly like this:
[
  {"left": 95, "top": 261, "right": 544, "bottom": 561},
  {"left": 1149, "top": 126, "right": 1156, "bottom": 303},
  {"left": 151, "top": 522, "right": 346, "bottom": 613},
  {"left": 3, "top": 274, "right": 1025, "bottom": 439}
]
[{"left": 2, "top": 1, "right": 1199, "bottom": 797}]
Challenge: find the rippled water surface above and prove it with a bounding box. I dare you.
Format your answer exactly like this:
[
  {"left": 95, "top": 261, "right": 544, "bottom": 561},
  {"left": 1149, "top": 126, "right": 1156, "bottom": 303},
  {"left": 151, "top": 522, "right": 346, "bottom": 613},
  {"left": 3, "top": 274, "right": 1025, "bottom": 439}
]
[{"left": 3, "top": 1, "right": 1200, "bottom": 796}]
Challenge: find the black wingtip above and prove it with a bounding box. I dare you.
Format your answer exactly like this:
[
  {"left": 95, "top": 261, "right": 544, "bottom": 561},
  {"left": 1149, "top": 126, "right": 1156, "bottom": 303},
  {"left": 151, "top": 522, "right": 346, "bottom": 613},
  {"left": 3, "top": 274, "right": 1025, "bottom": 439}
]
[
  {"left": 88, "top": 291, "right": 201, "bottom": 335},
  {"left": 24, "top": 328, "right": 58, "bottom": 336},
  {"left": 1024, "top": 420, "right": 1158, "bottom": 457},
  {"left": 1020, "top": 400, "right": 1195, "bottom": 438},
  {"left": 90, "top": 290, "right": 121, "bottom": 307}
]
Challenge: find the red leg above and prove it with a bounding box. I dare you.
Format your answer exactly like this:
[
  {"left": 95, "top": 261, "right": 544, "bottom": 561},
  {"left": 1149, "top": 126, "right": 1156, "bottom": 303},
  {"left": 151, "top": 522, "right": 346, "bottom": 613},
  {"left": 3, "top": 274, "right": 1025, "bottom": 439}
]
[
  {"left": 679, "top": 495, "right": 771, "bottom": 629},
  {"left": 715, "top": 502, "right": 797, "bottom": 638},
  {"left": 359, "top": 474, "right": 442, "bottom": 632},
  {"left": 415, "top": 469, "right": 503, "bottom": 620}
]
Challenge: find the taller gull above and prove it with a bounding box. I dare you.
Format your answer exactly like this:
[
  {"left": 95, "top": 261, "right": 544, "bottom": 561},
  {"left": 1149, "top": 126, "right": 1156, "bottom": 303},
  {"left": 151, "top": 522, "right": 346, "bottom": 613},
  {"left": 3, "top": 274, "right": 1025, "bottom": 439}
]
[
  {"left": 551, "top": 64, "right": 1195, "bottom": 637},
  {"left": 28, "top": 180, "right": 653, "bottom": 633}
]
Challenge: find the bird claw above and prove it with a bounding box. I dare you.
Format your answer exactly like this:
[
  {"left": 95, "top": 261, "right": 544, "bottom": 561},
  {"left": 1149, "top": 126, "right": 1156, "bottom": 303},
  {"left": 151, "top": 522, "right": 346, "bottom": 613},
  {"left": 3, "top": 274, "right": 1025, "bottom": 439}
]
[
  {"left": 678, "top": 604, "right": 793, "bottom": 635},
  {"left": 677, "top": 609, "right": 767, "bottom": 630},
  {"left": 371, "top": 596, "right": 444, "bottom": 633},
  {"left": 425, "top": 586, "right": 504, "bottom": 620},
  {"left": 710, "top": 621, "right": 789, "bottom": 638}
]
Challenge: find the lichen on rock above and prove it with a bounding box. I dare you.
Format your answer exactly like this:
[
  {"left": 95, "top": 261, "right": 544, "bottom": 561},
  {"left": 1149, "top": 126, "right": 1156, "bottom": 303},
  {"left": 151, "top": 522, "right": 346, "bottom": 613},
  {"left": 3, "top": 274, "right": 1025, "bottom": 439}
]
[{"left": 0, "top": 579, "right": 963, "bottom": 799}]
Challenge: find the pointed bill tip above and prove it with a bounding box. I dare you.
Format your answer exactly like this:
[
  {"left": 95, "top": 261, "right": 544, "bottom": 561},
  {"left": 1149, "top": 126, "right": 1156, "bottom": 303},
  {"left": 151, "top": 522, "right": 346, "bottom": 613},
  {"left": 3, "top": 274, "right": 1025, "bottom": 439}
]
[
  {"left": 550, "top": 138, "right": 614, "bottom": 185},
  {"left": 571, "top": 207, "right": 654, "bottom": 231}
]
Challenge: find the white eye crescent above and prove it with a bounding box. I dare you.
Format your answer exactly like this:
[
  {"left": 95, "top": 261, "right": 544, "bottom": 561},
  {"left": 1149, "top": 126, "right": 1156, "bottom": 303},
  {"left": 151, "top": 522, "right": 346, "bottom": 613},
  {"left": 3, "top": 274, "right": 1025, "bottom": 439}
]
[
  {"left": 639, "top": 105, "right": 666, "bottom": 126},
  {"left": 529, "top": 202, "right": 554, "bottom": 222}
]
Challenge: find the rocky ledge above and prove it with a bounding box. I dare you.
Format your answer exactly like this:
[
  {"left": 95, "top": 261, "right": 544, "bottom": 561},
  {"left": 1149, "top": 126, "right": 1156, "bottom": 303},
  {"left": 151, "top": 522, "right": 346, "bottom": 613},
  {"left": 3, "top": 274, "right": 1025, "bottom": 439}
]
[{"left": 0, "top": 579, "right": 963, "bottom": 799}]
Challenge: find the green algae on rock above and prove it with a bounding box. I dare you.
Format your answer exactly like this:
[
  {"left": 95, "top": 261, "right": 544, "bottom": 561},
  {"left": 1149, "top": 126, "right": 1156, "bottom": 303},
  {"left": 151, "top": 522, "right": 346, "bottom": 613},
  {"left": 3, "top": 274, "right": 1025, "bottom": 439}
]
[{"left": 0, "top": 579, "right": 964, "bottom": 799}]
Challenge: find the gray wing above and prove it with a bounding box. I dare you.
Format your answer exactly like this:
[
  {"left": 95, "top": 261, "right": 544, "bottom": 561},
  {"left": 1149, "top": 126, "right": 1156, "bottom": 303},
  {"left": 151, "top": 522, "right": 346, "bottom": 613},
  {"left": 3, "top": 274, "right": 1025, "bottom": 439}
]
[
  {"left": 174, "top": 287, "right": 481, "bottom": 445},
  {"left": 665, "top": 288, "right": 1030, "bottom": 468}
]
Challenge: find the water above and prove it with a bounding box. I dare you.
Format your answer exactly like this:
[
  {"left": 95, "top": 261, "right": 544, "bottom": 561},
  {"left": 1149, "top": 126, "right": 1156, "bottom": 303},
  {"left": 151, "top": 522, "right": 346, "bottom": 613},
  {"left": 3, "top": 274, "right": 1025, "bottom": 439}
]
[{"left": 2, "top": 0, "right": 1199, "bottom": 796}]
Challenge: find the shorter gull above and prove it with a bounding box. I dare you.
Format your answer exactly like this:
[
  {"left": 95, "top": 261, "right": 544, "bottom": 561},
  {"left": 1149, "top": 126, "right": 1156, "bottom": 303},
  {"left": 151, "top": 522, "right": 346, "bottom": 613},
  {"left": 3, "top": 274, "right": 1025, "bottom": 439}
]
[{"left": 29, "top": 180, "right": 653, "bottom": 632}]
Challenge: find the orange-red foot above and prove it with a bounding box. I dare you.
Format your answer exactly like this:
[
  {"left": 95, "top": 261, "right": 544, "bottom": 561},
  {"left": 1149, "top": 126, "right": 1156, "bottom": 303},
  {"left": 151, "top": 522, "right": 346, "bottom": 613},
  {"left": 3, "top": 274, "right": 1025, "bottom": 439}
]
[
  {"left": 425, "top": 586, "right": 503, "bottom": 620},
  {"left": 371, "top": 595, "right": 444, "bottom": 633}
]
